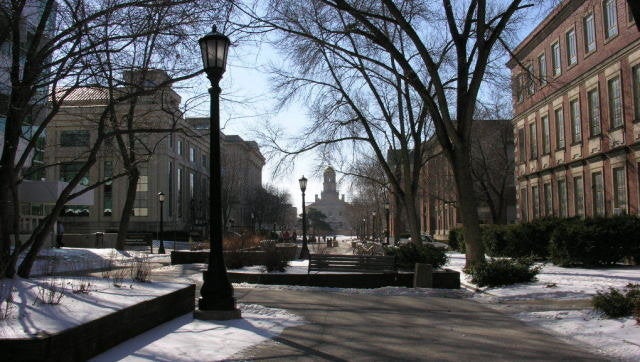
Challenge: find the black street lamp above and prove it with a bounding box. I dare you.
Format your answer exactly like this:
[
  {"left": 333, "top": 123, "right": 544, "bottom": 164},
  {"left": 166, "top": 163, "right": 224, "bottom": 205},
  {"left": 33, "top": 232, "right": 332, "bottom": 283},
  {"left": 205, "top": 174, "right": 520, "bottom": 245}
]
[
  {"left": 384, "top": 201, "right": 390, "bottom": 245},
  {"left": 372, "top": 211, "right": 376, "bottom": 241},
  {"left": 195, "top": 26, "right": 240, "bottom": 320},
  {"left": 158, "top": 192, "right": 165, "bottom": 254},
  {"left": 299, "top": 176, "right": 309, "bottom": 259},
  {"left": 362, "top": 218, "right": 366, "bottom": 241}
]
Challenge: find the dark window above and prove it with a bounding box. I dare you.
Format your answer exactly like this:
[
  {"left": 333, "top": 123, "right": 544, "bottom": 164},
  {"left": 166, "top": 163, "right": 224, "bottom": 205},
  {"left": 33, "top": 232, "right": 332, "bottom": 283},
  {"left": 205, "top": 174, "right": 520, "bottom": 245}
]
[
  {"left": 555, "top": 107, "right": 565, "bottom": 149},
  {"left": 60, "top": 130, "right": 89, "bottom": 147},
  {"left": 587, "top": 89, "right": 601, "bottom": 136}
]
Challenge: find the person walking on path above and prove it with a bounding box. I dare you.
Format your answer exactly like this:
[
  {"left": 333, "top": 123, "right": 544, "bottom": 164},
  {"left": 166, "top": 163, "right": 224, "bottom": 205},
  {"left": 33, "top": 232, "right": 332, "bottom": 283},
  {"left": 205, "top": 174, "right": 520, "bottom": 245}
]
[{"left": 56, "top": 222, "right": 65, "bottom": 248}]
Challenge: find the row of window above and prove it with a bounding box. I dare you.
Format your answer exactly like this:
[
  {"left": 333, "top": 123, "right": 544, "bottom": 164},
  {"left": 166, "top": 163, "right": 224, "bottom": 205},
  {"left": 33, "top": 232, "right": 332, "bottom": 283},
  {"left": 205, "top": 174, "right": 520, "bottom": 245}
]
[
  {"left": 516, "top": 0, "right": 635, "bottom": 102},
  {"left": 172, "top": 134, "right": 207, "bottom": 168},
  {"left": 517, "top": 63, "right": 640, "bottom": 163},
  {"left": 520, "top": 166, "right": 627, "bottom": 220}
]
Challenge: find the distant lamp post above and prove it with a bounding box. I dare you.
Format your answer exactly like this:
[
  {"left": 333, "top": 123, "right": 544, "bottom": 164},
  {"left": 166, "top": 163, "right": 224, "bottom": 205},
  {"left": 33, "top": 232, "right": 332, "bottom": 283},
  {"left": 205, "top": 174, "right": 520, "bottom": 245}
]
[
  {"left": 158, "top": 192, "right": 166, "bottom": 254},
  {"left": 229, "top": 218, "right": 234, "bottom": 231},
  {"left": 299, "top": 175, "right": 309, "bottom": 259},
  {"left": 372, "top": 211, "right": 377, "bottom": 241},
  {"left": 250, "top": 212, "right": 255, "bottom": 233},
  {"left": 384, "top": 201, "right": 390, "bottom": 245},
  {"left": 195, "top": 25, "right": 240, "bottom": 320},
  {"left": 362, "top": 218, "right": 366, "bottom": 241}
]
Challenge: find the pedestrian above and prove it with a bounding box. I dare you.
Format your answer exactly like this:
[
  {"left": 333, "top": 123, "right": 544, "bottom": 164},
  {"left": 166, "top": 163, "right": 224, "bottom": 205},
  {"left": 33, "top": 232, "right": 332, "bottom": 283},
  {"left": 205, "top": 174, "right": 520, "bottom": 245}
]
[
  {"left": 56, "top": 222, "right": 65, "bottom": 248},
  {"left": 292, "top": 231, "right": 297, "bottom": 241}
]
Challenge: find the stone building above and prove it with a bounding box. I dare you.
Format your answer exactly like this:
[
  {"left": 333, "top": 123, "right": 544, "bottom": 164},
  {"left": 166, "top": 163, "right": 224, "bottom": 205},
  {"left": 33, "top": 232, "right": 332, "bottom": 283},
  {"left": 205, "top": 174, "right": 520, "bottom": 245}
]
[
  {"left": 46, "top": 70, "right": 264, "bottom": 236},
  {"left": 307, "top": 167, "right": 353, "bottom": 235},
  {"left": 510, "top": 0, "right": 640, "bottom": 220}
]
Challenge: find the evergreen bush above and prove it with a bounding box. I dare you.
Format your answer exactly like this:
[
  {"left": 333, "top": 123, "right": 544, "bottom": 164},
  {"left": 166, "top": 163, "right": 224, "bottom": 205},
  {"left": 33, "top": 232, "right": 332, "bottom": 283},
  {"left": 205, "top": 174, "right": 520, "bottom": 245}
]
[
  {"left": 385, "top": 242, "right": 448, "bottom": 270},
  {"left": 592, "top": 284, "right": 640, "bottom": 318},
  {"left": 467, "top": 257, "right": 541, "bottom": 287},
  {"left": 448, "top": 228, "right": 465, "bottom": 253}
]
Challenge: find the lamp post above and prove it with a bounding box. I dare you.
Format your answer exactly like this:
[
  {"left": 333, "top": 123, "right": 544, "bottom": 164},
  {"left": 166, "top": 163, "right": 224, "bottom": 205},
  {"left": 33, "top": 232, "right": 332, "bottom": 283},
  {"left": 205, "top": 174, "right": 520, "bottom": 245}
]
[
  {"left": 362, "top": 218, "right": 366, "bottom": 241},
  {"left": 250, "top": 212, "right": 255, "bottom": 234},
  {"left": 196, "top": 26, "right": 240, "bottom": 320},
  {"left": 158, "top": 192, "right": 165, "bottom": 254},
  {"left": 372, "top": 211, "right": 376, "bottom": 242},
  {"left": 299, "top": 176, "right": 309, "bottom": 259},
  {"left": 384, "top": 201, "right": 390, "bottom": 245}
]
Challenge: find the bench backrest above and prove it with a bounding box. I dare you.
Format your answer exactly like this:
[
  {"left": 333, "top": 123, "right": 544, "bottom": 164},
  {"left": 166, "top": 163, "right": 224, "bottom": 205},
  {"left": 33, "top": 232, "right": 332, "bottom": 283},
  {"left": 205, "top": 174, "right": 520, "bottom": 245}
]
[{"left": 308, "top": 254, "right": 396, "bottom": 274}]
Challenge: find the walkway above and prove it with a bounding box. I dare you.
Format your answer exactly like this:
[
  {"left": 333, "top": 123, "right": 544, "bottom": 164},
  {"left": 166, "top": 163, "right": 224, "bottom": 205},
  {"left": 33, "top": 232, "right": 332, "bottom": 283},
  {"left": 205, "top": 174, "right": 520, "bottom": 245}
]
[{"left": 229, "top": 288, "right": 604, "bottom": 361}]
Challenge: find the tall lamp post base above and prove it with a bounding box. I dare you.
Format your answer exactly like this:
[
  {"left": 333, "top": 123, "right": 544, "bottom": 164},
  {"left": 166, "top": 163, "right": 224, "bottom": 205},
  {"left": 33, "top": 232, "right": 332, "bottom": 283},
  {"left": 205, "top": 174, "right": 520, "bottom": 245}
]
[{"left": 195, "top": 270, "right": 241, "bottom": 320}]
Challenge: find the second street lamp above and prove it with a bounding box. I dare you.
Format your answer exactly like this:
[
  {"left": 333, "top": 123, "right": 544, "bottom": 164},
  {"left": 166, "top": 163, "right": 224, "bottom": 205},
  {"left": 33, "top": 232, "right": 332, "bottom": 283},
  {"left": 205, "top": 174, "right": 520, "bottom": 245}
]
[
  {"left": 384, "top": 201, "right": 390, "bottom": 245},
  {"left": 158, "top": 192, "right": 165, "bottom": 254},
  {"left": 299, "top": 176, "right": 309, "bottom": 259},
  {"left": 195, "top": 25, "right": 240, "bottom": 320}
]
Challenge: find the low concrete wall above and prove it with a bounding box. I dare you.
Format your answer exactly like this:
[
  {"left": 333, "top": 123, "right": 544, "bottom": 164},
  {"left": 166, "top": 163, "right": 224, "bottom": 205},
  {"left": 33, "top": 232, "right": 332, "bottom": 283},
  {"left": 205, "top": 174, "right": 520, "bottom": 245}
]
[
  {"left": 228, "top": 269, "right": 460, "bottom": 289},
  {"left": 172, "top": 245, "right": 300, "bottom": 266},
  {"left": 1, "top": 284, "right": 195, "bottom": 361}
]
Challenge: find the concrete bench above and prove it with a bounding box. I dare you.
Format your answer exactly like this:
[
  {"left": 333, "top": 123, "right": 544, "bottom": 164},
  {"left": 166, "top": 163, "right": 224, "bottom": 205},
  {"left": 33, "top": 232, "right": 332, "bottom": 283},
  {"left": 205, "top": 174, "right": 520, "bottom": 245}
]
[{"left": 308, "top": 254, "right": 396, "bottom": 274}]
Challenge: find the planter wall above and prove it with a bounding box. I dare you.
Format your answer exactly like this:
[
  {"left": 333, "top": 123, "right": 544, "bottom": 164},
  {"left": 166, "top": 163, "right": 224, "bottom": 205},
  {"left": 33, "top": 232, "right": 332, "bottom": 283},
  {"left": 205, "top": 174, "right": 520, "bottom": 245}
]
[{"left": 1, "top": 284, "right": 195, "bottom": 362}]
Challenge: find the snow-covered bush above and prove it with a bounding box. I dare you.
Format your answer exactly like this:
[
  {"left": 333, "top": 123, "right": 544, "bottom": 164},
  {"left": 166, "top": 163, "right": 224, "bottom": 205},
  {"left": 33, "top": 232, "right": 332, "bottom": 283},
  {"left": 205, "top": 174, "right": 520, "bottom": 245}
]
[
  {"left": 0, "top": 280, "right": 16, "bottom": 319},
  {"left": 467, "top": 257, "right": 541, "bottom": 287}
]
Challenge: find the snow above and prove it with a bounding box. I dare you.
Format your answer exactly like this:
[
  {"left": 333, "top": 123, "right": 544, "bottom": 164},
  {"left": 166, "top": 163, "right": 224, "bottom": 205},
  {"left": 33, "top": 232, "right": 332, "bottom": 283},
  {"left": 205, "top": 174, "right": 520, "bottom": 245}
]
[{"left": 1, "top": 247, "right": 639, "bottom": 361}]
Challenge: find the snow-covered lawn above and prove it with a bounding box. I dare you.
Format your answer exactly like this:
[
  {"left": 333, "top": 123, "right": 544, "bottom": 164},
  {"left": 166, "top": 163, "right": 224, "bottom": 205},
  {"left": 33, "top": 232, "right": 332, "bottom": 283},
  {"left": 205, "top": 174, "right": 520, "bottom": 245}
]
[
  {"left": 446, "top": 252, "right": 640, "bottom": 360},
  {"left": 1, "top": 246, "right": 639, "bottom": 361}
]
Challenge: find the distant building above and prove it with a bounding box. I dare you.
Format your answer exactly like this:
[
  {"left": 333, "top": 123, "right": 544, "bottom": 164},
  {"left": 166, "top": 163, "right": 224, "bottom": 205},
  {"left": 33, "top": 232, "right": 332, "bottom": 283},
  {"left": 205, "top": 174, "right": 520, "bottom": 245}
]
[
  {"left": 418, "top": 120, "right": 516, "bottom": 240},
  {"left": 509, "top": 0, "right": 640, "bottom": 220},
  {"left": 307, "top": 167, "right": 353, "bottom": 235}
]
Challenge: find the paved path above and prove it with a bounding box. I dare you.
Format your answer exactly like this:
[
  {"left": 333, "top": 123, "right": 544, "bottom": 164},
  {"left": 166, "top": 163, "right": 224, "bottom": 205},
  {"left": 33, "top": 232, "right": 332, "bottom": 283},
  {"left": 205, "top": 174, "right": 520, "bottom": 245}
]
[{"left": 229, "top": 288, "right": 604, "bottom": 361}]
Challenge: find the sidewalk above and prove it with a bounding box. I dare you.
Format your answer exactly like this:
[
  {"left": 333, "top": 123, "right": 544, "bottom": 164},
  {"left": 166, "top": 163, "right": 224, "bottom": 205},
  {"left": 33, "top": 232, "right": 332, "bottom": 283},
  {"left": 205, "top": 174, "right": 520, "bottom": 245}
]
[{"left": 229, "top": 288, "right": 605, "bottom": 361}]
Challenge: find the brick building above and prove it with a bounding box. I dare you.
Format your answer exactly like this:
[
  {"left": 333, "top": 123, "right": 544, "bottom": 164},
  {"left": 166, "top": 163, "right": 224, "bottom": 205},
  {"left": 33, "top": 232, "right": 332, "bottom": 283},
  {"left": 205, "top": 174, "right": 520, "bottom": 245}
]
[{"left": 510, "top": 0, "right": 640, "bottom": 221}]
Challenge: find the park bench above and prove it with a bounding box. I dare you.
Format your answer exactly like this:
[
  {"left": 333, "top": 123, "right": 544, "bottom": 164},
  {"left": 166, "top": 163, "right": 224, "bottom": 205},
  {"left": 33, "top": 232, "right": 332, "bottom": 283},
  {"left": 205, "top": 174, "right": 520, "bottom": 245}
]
[
  {"left": 308, "top": 254, "right": 396, "bottom": 274},
  {"left": 124, "top": 232, "right": 153, "bottom": 252}
]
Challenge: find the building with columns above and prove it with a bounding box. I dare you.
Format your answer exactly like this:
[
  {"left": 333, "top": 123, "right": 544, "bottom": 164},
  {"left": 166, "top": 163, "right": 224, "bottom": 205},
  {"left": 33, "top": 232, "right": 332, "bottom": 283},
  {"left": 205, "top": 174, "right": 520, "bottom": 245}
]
[{"left": 510, "top": 0, "right": 640, "bottom": 221}]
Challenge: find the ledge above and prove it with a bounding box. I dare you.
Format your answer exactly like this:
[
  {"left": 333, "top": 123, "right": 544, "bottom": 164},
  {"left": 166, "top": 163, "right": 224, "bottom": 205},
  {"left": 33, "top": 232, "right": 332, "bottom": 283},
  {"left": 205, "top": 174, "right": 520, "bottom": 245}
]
[{"left": 1, "top": 284, "right": 195, "bottom": 361}]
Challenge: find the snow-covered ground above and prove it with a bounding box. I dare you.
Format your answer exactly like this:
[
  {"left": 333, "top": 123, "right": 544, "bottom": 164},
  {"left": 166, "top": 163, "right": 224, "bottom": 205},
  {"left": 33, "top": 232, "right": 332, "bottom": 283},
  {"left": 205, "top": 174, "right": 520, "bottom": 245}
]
[{"left": 1, "top": 246, "right": 639, "bottom": 361}]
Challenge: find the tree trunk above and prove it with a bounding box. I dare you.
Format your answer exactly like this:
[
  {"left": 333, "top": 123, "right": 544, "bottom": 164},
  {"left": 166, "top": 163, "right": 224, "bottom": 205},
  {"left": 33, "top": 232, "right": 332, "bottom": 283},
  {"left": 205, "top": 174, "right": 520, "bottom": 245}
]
[
  {"left": 451, "top": 149, "right": 485, "bottom": 269},
  {"left": 116, "top": 168, "right": 140, "bottom": 250}
]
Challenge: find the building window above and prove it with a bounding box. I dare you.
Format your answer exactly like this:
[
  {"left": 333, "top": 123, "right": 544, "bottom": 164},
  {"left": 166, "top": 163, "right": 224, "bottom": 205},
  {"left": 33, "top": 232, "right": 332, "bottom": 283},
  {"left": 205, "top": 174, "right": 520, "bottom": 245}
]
[
  {"left": 520, "top": 188, "right": 528, "bottom": 221},
  {"left": 613, "top": 167, "right": 627, "bottom": 212},
  {"left": 587, "top": 88, "right": 601, "bottom": 136},
  {"left": 608, "top": 76, "right": 623, "bottom": 129},
  {"left": 526, "top": 64, "right": 535, "bottom": 95},
  {"left": 60, "top": 130, "right": 90, "bottom": 147},
  {"left": 574, "top": 176, "right": 584, "bottom": 216},
  {"left": 566, "top": 29, "right": 577, "bottom": 66},
  {"left": 518, "top": 128, "right": 526, "bottom": 163},
  {"left": 555, "top": 107, "right": 565, "bottom": 149},
  {"left": 60, "top": 162, "right": 89, "bottom": 186},
  {"left": 603, "top": 0, "right": 618, "bottom": 39},
  {"left": 532, "top": 185, "right": 540, "bottom": 219},
  {"left": 558, "top": 179, "right": 568, "bottom": 218},
  {"left": 103, "top": 161, "right": 113, "bottom": 216},
  {"left": 177, "top": 167, "right": 183, "bottom": 218},
  {"left": 177, "top": 139, "right": 183, "bottom": 156},
  {"left": 634, "top": 65, "right": 640, "bottom": 121},
  {"left": 529, "top": 123, "right": 538, "bottom": 159},
  {"left": 583, "top": 13, "right": 596, "bottom": 53},
  {"left": 190, "top": 147, "right": 196, "bottom": 162},
  {"left": 551, "top": 42, "right": 561, "bottom": 76},
  {"left": 538, "top": 53, "right": 547, "bottom": 86},
  {"left": 570, "top": 99, "right": 581, "bottom": 143},
  {"left": 543, "top": 182, "right": 552, "bottom": 216},
  {"left": 542, "top": 115, "right": 550, "bottom": 154},
  {"left": 592, "top": 171, "right": 605, "bottom": 216}
]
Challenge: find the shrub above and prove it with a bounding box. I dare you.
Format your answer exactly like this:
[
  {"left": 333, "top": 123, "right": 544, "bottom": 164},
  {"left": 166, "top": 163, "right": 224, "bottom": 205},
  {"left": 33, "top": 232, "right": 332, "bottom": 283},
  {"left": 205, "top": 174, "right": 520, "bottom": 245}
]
[
  {"left": 467, "top": 258, "right": 541, "bottom": 287},
  {"left": 550, "top": 215, "right": 640, "bottom": 266},
  {"left": 448, "top": 228, "right": 465, "bottom": 252},
  {"left": 592, "top": 284, "right": 640, "bottom": 318},
  {"left": 385, "top": 242, "right": 448, "bottom": 270},
  {"left": 263, "top": 247, "right": 288, "bottom": 272}
]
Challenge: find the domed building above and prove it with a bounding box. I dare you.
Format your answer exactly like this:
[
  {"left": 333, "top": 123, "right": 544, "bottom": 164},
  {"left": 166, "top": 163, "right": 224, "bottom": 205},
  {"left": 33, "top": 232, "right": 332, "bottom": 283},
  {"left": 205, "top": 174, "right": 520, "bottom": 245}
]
[{"left": 307, "top": 167, "right": 352, "bottom": 235}]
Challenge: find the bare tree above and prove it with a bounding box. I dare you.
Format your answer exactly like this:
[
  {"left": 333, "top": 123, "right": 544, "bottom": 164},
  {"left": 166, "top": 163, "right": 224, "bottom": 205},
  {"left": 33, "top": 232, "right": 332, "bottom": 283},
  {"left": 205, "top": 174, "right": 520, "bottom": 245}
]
[
  {"left": 0, "top": 0, "right": 228, "bottom": 277},
  {"left": 233, "top": 0, "right": 536, "bottom": 267}
]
